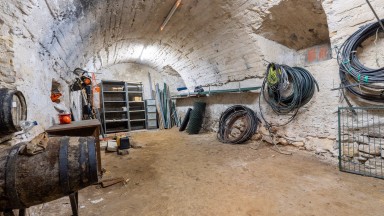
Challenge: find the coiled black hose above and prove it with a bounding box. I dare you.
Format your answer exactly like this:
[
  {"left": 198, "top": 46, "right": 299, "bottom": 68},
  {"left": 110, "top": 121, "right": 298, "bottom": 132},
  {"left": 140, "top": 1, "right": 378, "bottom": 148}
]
[
  {"left": 337, "top": 19, "right": 384, "bottom": 102},
  {"left": 179, "top": 108, "right": 192, "bottom": 132},
  {"left": 187, "top": 102, "right": 206, "bottom": 134},
  {"left": 217, "top": 105, "right": 259, "bottom": 144},
  {"left": 259, "top": 63, "right": 319, "bottom": 126}
]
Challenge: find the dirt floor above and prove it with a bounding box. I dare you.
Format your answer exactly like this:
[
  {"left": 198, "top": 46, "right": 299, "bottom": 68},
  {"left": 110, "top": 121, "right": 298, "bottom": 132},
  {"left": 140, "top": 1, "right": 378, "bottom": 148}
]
[{"left": 29, "top": 129, "right": 384, "bottom": 216}]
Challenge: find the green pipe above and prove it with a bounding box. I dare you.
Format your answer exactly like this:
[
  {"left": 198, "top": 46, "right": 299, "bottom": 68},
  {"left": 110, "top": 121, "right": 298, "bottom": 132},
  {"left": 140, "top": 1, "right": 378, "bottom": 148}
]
[{"left": 172, "top": 86, "right": 261, "bottom": 98}]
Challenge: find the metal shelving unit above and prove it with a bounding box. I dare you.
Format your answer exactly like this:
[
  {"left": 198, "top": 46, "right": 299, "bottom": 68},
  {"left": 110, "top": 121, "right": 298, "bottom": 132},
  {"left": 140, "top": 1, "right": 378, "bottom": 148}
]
[
  {"left": 127, "top": 82, "right": 146, "bottom": 131},
  {"left": 146, "top": 99, "right": 158, "bottom": 129},
  {"left": 101, "top": 81, "right": 148, "bottom": 133},
  {"left": 101, "top": 80, "right": 130, "bottom": 134}
]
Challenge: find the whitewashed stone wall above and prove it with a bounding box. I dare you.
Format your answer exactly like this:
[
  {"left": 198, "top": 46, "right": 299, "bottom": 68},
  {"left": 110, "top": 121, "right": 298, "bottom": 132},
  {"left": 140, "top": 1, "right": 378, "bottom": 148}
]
[
  {"left": 177, "top": 0, "right": 384, "bottom": 158},
  {"left": 0, "top": 1, "right": 75, "bottom": 142},
  {"left": 97, "top": 63, "right": 185, "bottom": 99}
]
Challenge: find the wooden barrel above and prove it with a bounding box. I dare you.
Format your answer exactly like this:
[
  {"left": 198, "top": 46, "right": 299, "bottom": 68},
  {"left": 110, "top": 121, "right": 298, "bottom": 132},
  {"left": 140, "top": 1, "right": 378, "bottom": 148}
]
[
  {"left": 0, "top": 137, "right": 98, "bottom": 210},
  {"left": 0, "top": 88, "right": 27, "bottom": 135}
]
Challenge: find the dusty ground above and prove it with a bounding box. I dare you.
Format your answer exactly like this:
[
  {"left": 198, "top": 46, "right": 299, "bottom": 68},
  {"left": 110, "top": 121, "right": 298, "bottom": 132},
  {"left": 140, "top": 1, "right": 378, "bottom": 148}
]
[{"left": 29, "top": 129, "right": 384, "bottom": 216}]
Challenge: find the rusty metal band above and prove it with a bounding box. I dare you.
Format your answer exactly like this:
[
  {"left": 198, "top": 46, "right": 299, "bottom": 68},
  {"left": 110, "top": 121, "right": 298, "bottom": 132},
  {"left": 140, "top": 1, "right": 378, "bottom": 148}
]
[
  {"left": 4, "top": 144, "right": 24, "bottom": 209},
  {"left": 59, "top": 137, "right": 71, "bottom": 195},
  {"left": 87, "top": 137, "right": 98, "bottom": 184},
  {"left": 78, "top": 137, "right": 87, "bottom": 186}
]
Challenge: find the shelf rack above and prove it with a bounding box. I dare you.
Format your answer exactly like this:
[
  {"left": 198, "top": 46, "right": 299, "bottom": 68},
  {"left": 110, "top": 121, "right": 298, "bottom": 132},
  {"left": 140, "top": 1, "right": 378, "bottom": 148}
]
[
  {"left": 100, "top": 81, "right": 152, "bottom": 133},
  {"left": 127, "top": 82, "right": 146, "bottom": 131},
  {"left": 100, "top": 80, "right": 130, "bottom": 134}
]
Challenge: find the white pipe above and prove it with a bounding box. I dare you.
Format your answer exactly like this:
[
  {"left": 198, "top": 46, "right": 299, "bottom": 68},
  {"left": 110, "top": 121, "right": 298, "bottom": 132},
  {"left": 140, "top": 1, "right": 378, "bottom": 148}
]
[{"left": 160, "top": 0, "right": 182, "bottom": 31}]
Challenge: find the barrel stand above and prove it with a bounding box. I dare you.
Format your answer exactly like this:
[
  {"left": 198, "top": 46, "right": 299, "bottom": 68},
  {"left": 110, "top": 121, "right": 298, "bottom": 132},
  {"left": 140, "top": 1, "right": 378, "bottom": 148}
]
[
  {"left": 3, "top": 192, "right": 78, "bottom": 216},
  {"left": 69, "top": 192, "right": 79, "bottom": 216}
]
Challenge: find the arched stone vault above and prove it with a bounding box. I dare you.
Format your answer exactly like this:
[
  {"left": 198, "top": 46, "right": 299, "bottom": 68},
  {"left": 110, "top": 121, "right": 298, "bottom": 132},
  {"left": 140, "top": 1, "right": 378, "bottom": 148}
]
[{"left": 2, "top": 0, "right": 331, "bottom": 89}]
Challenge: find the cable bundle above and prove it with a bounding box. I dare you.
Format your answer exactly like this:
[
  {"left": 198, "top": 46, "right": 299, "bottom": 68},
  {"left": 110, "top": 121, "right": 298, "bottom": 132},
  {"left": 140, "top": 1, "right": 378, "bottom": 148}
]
[
  {"left": 260, "top": 63, "right": 319, "bottom": 126},
  {"left": 217, "top": 105, "right": 259, "bottom": 144},
  {"left": 337, "top": 19, "right": 384, "bottom": 102},
  {"left": 187, "top": 102, "right": 206, "bottom": 134},
  {"left": 179, "top": 108, "right": 192, "bottom": 132}
]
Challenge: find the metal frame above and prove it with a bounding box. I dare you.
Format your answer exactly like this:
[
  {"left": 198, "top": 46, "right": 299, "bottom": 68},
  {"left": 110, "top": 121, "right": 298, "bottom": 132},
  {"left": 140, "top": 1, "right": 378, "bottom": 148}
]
[
  {"left": 338, "top": 106, "right": 384, "bottom": 179},
  {"left": 127, "top": 82, "right": 146, "bottom": 131},
  {"left": 145, "top": 99, "right": 157, "bottom": 129},
  {"left": 100, "top": 80, "right": 130, "bottom": 133},
  {"left": 100, "top": 81, "right": 147, "bottom": 133}
]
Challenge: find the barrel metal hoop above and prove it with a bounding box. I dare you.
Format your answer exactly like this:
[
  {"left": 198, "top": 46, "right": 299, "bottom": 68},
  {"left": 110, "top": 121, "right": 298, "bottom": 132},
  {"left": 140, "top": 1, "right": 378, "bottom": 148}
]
[
  {"left": 78, "top": 138, "right": 86, "bottom": 186},
  {"left": 59, "top": 137, "right": 71, "bottom": 195},
  {"left": 87, "top": 137, "right": 98, "bottom": 184},
  {"left": 4, "top": 144, "right": 24, "bottom": 209}
]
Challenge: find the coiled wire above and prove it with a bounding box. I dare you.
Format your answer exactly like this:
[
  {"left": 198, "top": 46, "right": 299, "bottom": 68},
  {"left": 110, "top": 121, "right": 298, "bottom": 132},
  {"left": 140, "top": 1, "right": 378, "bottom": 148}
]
[
  {"left": 259, "top": 63, "right": 319, "bottom": 127},
  {"left": 217, "top": 105, "right": 259, "bottom": 144},
  {"left": 187, "top": 102, "right": 206, "bottom": 134},
  {"left": 337, "top": 19, "right": 384, "bottom": 102}
]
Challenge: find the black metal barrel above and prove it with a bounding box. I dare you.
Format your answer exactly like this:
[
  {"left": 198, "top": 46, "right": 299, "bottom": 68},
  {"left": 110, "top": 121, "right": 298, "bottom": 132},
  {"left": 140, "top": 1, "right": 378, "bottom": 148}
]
[{"left": 0, "top": 136, "right": 98, "bottom": 210}]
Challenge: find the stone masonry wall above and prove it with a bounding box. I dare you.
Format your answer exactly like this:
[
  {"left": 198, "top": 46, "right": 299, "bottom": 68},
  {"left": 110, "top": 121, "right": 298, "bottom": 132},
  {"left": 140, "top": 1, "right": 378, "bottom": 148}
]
[
  {"left": 321, "top": 0, "right": 384, "bottom": 164},
  {"left": 0, "top": 0, "right": 75, "bottom": 143},
  {"left": 177, "top": 0, "right": 384, "bottom": 160},
  {"left": 0, "top": 34, "right": 15, "bottom": 88},
  {"left": 97, "top": 63, "right": 184, "bottom": 99}
]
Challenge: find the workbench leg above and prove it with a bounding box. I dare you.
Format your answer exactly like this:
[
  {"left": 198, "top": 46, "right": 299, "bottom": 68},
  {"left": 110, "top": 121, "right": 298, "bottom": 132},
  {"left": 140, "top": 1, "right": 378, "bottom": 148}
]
[
  {"left": 3, "top": 210, "right": 14, "bottom": 216},
  {"left": 19, "top": 209, "right": 26, "bottom": 216},
  {"left": 93, "top": 127, "right": 102, "bottom": 175},
  {"left": 69, "top": 192, "right": 79, "bottom": 216}
]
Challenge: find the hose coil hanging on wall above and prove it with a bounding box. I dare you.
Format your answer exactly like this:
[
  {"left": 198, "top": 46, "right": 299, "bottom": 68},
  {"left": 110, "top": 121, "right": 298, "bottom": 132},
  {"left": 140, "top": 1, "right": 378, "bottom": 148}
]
[
  {"left": 337, "top": 19, "right": 384, "bottom": 102},
  {"left": 259, "top": 63, "right": 319, "bottom": 127}
]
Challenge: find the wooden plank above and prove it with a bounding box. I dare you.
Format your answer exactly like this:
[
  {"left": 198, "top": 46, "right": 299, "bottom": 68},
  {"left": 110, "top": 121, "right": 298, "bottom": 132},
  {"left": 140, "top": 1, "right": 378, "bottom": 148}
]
[
  {"left": 155, "top": 84, "right": 165, "bottom": 129},
  {"left": 46, "top": 119, "right": 101, "bottom": 133},
  {"left": 166, "top": 84, "right": 171, "bottom": 128}
]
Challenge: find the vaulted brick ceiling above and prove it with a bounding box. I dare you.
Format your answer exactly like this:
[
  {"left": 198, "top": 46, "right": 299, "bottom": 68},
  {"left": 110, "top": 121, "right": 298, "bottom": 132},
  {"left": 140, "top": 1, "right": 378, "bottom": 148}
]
[{"left": 1, "top": 0, "right": 330, "bottom": 87}]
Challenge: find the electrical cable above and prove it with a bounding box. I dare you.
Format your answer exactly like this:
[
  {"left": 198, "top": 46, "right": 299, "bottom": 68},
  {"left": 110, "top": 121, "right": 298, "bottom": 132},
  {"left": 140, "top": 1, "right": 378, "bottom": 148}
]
[
  {"left": 179, "top": 108, "right": 192, "bottom": 132},
  {"left": 337, "top": 19, "right": 384, "bottom": 102},
  {"left": 259, "top": 63, "right": 319, "bottom": 127},
  {"left": 217, "top": 105, "right": 260, "bottom": 144},
  {"left": 187, "top": 102, "right": 206, "bottom": 134}
]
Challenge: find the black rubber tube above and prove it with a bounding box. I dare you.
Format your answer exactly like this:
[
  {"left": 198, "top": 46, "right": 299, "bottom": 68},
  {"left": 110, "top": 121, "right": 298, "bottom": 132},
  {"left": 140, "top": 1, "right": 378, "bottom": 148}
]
[
  {"left": 217, "top": 105, "right": 259, "bottom": 144},
  {"left": 179, "top": 108, "right": 192, "bottom": 132},
  {"left": 337, "top": 19, "right": 384, "bottom": 102},
  {"left": 259, "top": 63, "right": 319, "bottom": 127},
  {"left": 187, "top": 102, "right": 206, "bottom": 134}
]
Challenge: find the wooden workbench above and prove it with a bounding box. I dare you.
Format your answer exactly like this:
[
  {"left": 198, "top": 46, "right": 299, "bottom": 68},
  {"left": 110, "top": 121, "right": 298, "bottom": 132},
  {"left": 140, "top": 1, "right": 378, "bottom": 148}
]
[{"left": 46, "top": 119, "right": 102, "bottom": 174}]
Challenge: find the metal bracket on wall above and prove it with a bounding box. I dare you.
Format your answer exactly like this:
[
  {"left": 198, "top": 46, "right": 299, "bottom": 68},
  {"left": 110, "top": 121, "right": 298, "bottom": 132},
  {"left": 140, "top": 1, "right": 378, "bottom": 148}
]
[{"left": 365, "top": 0, "right": 384, "bottom": 31}]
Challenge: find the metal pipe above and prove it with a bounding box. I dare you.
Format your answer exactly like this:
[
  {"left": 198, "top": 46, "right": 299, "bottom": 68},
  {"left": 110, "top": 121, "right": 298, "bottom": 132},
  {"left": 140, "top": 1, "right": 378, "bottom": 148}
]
[
  {"left": 365, "top": 0, "right": 384, "bottom": 31},
  {"left": 160, "top": 0, "right": 182, "bottom": 31},
  {"left": 172, "top": 86, "right": 261, "bottom": 98}
]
